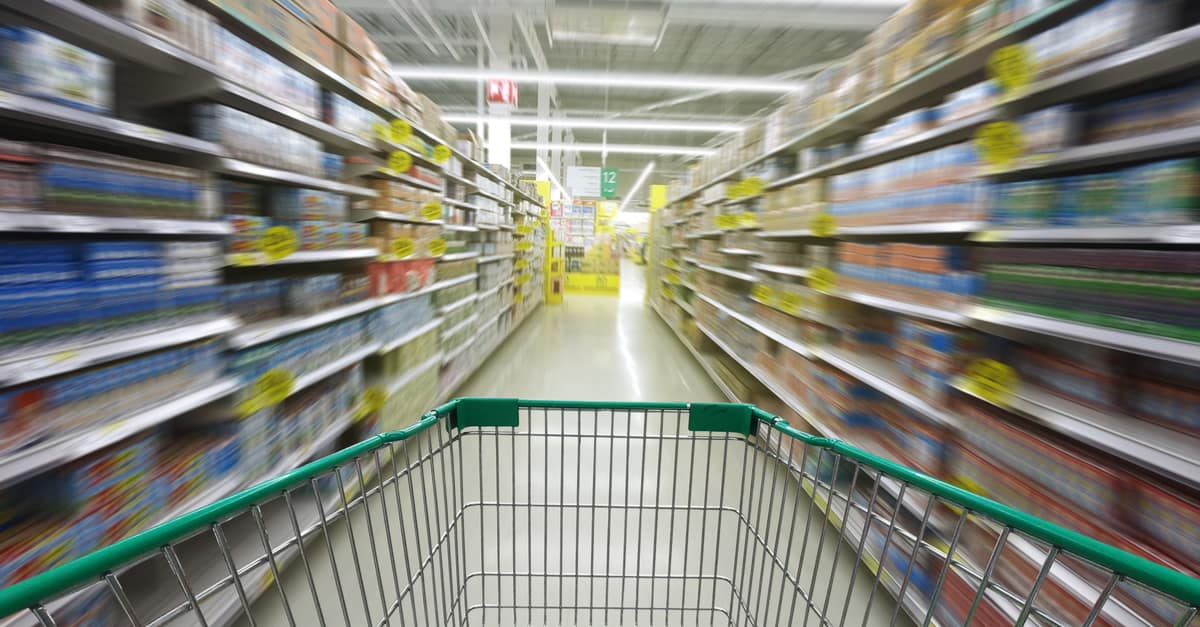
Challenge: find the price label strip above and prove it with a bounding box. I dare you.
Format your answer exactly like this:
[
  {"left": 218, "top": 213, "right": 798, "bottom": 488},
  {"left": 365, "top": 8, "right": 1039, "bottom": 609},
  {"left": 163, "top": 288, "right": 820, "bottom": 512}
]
[
  {"left": 965, "top": 358, "right": 1018, "bottom": 406},
  {"left": 422, "top": 202, "right": 442, "bottom": 221},
  {"left": 259, "top": 226, "right": 297, "bottom": 261},
  {"left": 809, "top": 267, "right": 836, "bottom": 294},
  {"left": 389, "top": 150, "right": 413, "bottom": 174},
  {"left": 975, "top": 121, "right": 1024, "bottom": 170},
  {"left": 428, "top": 238, "right": 448, "bottom": 257}
]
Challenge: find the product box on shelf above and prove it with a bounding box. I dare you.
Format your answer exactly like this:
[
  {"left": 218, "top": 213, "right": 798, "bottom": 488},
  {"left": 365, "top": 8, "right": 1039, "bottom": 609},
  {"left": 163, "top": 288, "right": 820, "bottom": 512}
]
[{"left": 0, "top": 27, "right": 113, "bottom": 114}]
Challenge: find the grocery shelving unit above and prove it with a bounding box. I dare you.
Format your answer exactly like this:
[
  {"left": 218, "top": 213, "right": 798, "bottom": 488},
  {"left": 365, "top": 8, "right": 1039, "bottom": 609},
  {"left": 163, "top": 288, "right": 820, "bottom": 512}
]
[
  {"left": 0, "top": 0, "right": 546, "bottom": 623},
  {"left": 649, "top": 1, "right": 1200, "bottom": 624}
]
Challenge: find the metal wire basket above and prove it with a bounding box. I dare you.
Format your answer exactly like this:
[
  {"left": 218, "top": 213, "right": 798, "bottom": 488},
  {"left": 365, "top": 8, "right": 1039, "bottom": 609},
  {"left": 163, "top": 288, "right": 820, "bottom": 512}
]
[{"left": 1, "top": 399, "right": 1197, "bottom": 626}]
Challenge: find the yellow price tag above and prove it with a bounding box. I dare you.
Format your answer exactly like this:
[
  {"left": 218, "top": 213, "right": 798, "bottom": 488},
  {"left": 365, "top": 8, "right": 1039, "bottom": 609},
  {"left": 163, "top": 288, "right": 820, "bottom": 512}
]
[
  {"left": 741, "top": 177, "right": 763, "bottom": 197},
  {"left": 515, "top": 292, "right": 525, "bottom": 303},
  {"left": 660, "top": 285, "right": 672, "bottom": 299},
  {"left": 391, "top": 237, "right": 415, "bottom": 259},
  {"left": 373, "top": 121, "right": 390, "bottom": 142},
  {"left": 517, "top": 225, "right": 532, "bottom": 236},
  {"left": 428, "top": 238, "right": 447, "bottom": 257},
  {"left": 988, "top": 44, "right": 1034, "bottom": 94},
  {"left": 965, "top": 358, "right": 1019, "bottom": 406},
  {"left": 390, "top": 119, "right": 412, "bottom": 143},
  {"left": 809, "top": 267, "right": 836, "bottom": 294},
  {"left": 715, "top": 214, "right": 737, "bottom": 230},
  {"left": 389, "top": 150, "right": 413, "bottom": 174},
  {"left": 667, "top": 273, "right": 681, "bottom": 284},
  {"left": 739, "top": 212, "right": 758, "bottom": 228},
  {"left": 422, "top": 202, "right": 442, "bottom": 221},
  {"left": 751, "top": 284, "right": 774, "bottom": 304},
  {"left": 229, "top": 252, "right": 258, "bottom": 267},
  {"left": 780, "top": 291, "right": 802, "bottom": 315},
  {"left": 514, "top": 259, "right": 528, "bottom": 270},
  {"left": 975, "top": 121, "right": 1024, "bottom": 169},
  {"left": 809, "top": 213, "right": 836, "bottom": 237},
  {"left": 726, "top": 182, "right": 744, "bottom": 199},
  {"left": 433, "top": 144, "right": 452, "bottom": 163},
  {"left": 516, "top": 240, "right": 532, "bottom": 251},
  {"left": 243, "top": 368, "right": 294, "bottom": 415},
  {"left": 259, "top": 226, "right": 298, "bottom": 261},
  {"left": 515, "top": 274, "right": 530, "bottom": 286},
  {"left": 664, "top": 259, "right": 679, "bottom": 270},
  {"left": 356, "top": 386, "right": 388, "bottom": 420}
]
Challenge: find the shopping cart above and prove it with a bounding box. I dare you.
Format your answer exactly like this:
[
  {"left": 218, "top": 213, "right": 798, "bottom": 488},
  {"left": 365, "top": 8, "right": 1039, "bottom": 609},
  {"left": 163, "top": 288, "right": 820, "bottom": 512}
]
[{"left": 1, "top": 399, "right": 1198, "bottom": 626}]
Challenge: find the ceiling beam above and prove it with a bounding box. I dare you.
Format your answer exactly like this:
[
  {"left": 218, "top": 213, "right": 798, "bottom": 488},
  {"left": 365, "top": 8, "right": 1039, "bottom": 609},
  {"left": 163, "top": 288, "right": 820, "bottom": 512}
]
[{"left": 390, "top": 66, "right": 803, "bottom": 93}]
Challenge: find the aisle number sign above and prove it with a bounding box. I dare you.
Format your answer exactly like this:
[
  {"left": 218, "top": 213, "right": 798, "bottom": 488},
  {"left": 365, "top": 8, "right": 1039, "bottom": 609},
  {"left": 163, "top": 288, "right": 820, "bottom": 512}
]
[
  {"left": 259, "top": 226, "right": 298, "bottom": 261},
  {"left": 989, "top": 44, "right": 1034, "bottom": 95},
  {"left": 975, "top": 121, "right": 1024, "bottom": 169},
  {"left": 601, "top": 168, "right": 619, "bottom": 198},
  {"left": 428, "top": 238, "right": 448, "bottom": 257},
  {"left": 809, "top": 267, "right": 836, "bottom": 294},
  {"left": 391, "top": 237, "right": 415, "bottom": 259},
  {"left": 422, "top": 202, "right": 442, "bottom": 221},
  {"left": 433, "top": 144, "right": 452, "bottom": 163},
  {"left": 810, "top": 213, "right": 836, "bottom": 237},
  {"left": 965, "top": 358, "right": 1018, "bottom": 406},
  {"left": 389, "top": 150, "right": 413, "bottom": 174}
]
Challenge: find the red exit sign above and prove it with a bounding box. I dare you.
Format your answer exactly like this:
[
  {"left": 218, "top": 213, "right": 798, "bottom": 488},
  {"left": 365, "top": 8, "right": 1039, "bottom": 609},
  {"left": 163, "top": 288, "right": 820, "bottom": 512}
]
[{"left": 487, "top": 79, "right": 518, "bottom": 106}]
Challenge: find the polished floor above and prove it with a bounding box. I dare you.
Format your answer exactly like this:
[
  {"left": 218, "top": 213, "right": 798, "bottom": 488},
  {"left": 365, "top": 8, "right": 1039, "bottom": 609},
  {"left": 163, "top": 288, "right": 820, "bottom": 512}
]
[{"left": 456, "top": 259, "right": 726, "bottom": 403}]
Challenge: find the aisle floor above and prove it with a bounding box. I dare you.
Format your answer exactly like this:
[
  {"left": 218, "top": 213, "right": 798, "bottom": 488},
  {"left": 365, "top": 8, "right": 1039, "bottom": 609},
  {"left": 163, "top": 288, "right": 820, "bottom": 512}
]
[{"left": 242, "top": 260, "right": 907, "bottom": 627}]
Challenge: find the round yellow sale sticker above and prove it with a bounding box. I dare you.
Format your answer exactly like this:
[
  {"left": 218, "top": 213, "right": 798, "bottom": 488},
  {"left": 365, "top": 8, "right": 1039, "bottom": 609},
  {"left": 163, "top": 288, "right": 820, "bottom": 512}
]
[
  {"left": 739, "top": 212, "right": 758, "bottom": 228},
  {"left": 390, "top": 119, "right": 412, "bottom": 143},
  {"left": 517, "top": 240, "right": 533, "bottom": 251},
  {"left": 716, "top": 214, "right": 738, "bottom": 230},
  {"left": 433, "top": 144, "right": 452, "bottom": 163},
  {"left": 254, "top": 368, "right": 294, "bottom": 407},
  {"left": 809, "top": 266, "right": 836, "bottom": 294},
  {"left": 391, "top": 237, "right": 415, "bottom": 259},
  {"left": 422, "top": 202, "right": 442, "bottom": 221},
  {"left": 741, "top": 177, "right": 764, "bottom": 197},
  {"left": 780, "top": 291, "right": 802, "bottom": 314},
  {"left": 751, "top": 284, "right": 774, "bottom": 304},
  {"left": 259, "top": 226, "right": 298, "bottom": 261},
  {"left": 373, "top": 121, "right": 390, "bottom": 142},
  {"left": 428, "top": 238, "right": 448, "bottom": 257},
  {"left": 514, "top": 259, "right": 527, "bottom": 270},
  {"left": 389, "top": 150, "right": 413, "bottom": 174},
  {"left": 975, "top": 121, "right": 1024, "bottom": 169},
  {"left": 988, "top": 44, "right": 1034, "bottom": 94},
  {"left": 809, "top": 213, "right": 836, "bottom": 238},
  {"left": 517, "top": 225, "right": 532, "bottom": 236},
  {"left": 965, "top": 358, "right": 1018, "bottom": 406},
  {"left": 726, "top": 182, "right": 744, "bottom": 199},
  {"left": 358, "top": 386, "right": 388, "bottom": 419}
]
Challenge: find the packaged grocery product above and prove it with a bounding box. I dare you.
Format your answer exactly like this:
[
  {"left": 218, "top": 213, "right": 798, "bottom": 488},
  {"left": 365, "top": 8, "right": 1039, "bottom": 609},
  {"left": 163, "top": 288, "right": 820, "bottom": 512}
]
[{"left": 0, "top": 27, "right": 112, "bottom": 113}]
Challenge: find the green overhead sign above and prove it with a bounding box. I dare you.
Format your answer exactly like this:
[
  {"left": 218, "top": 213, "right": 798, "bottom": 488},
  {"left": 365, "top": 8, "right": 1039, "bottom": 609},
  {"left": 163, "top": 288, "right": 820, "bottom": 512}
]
[{"left": 601, "top": 168, "right": 618, "bottom": 198}]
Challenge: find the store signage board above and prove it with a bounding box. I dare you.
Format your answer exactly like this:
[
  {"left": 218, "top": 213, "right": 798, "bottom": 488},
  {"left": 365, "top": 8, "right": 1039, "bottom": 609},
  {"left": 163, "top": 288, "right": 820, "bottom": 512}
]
[
  {"left": 566, "top": 166, "right": 602, "bottom": 197},
  {"left": 601, "top": 168, "right": 618, "bottom": 198},
  {"left": 487, "top": 79, "right": 518, "bottom": 106}
]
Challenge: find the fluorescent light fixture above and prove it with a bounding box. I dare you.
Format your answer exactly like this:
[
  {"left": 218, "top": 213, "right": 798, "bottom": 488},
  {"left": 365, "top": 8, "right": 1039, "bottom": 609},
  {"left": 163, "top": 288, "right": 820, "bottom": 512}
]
[
  {"left": 537, "top": 157, "right": 571, "bottom": 202},
  {"left": 390, "top": 66, "right": 801, "bottom": 93},
  {"left": 443, "top": 114, "right": 743, "bottom": 133},
  {"left": 514, "top": 142, "right": 714, "bottom": 156},
  {"left": 619, "top": 161, "right": 656, "bottom": 214}
]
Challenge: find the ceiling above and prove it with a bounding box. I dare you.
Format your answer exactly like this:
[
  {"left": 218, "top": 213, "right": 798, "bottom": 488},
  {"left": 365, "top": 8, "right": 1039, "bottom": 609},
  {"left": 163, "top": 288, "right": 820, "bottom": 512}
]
[{"left": 337, "top": 0, "right": 904, "bottom": 204}]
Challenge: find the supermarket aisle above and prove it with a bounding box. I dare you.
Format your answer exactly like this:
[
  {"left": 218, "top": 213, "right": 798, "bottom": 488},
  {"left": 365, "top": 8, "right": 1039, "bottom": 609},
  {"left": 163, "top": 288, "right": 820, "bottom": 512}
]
[{"left": 457, "top": 258, "right": 727, "bottom": 403}]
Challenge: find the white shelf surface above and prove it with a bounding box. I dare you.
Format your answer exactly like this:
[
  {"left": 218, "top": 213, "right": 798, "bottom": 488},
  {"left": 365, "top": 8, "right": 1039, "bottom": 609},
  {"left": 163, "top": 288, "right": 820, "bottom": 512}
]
[
  {"left": 440, "top": 224, "right": 480, "bottom": 233},
  {"left": 968, "top": 305, "right": 1200, "bottom": 367},
  {"left": 0, "top": 378, "right": 240, "bottom": 489},
  {"left": 835, "top": 289, "right": 969, "bottom": 326},
  {"left": 815, "top": 347, "right": 958, "bottom": 428},
  {"left": 353, "top": 210, "right": 443, "bottom": 225},
  {"left": 439, "top": 250, "right": 482, "bottom": 261},
  {"left": 717, "top": 248, "right": 761, "bottom": 256},
  {"left": 229, "top": 299, "right": 380, "bottom": 349},
  {"left": 697, "top": 293, "right": 812, "bottom": 358},
  {"left": 224, "top": 247, "right": 378, "bottom": 267},
  {"left": 835, "top": 220, "right": 987, "bottom": 236},
  {"left": 384, "top": 353, "right": 443, "bottom": 395},
  {"left": 478, "top": 253, "right": 515, "bottom": 263},
  {"left": 971, "top": 223, "right": 1200, "bottom": 244},
  {"left": 215, "top": 158, "right": 376, "bottom": 197},
  {"left": 694, "top": 262, "right": 757, "bottom": 282},
  {"left": 443, "top": 198, "right": 483, "bottom": 211},
  {"left": 953, "top": 378, "right": 1200, "bottom": 489},
  {"left": 385, "top": 171, "right": 443, "bottom": 192},
  {"left": 431, "top": 273, "right": 478, "bottom": 291},
  {"left": 756, "top": 228, "right": 816, "bottom": 238},
  {"left": 378, "top": 317, "right": 443, "bottom": 354},
  {"left": 0, "top": 316, "right": 239, "bottom": 387},
  {"left": 437, "top": 293, "right": 478, "bottom": 316},
  {"left": 751, "top": 262, "right": 809, "bottom": 278},
  {"left": 441, "top": 312, "right": 481, "bottom": 339},
  {"left": 288, "top": 344, "right": 381, "bottom": 400},
  {"left": 0, "top": 210, "right": 231, "bottom": 235},
  {"left": 443, "top": 171, "right": 478, "bottom": 188}
]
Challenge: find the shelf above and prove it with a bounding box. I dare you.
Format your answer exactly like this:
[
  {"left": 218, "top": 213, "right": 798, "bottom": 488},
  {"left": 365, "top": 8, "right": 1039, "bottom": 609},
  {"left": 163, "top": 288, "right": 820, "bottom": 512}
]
[
  {"left": 995, "top": 123, "right": 1200, "bottom": 179},
  {"left": 717, "top": 248, "right": 761, "bottom": 256},
  {"left": 0, "top": 210, "right": 231, "bottom": 236},
  {"left": 443, "top": 198, "right": 483, "bottom": 211},
  {"left": 697, "top": 293, "right": 812, "bottom": 358},
  {"left": 694, "top": 262, "right": 757, "bottom": 282},
  {"left": 478, "top": 306, "right": 510, "bottom": 329},
  {"left": 383, "top": 353, "right": 443, "bottom": 396},
  {"left": 370, "top": 170, "right": 442, "bottom": 192},
  {"left": 439, "top": 250, "right": 482, "bottom": 261},
  {"left": 0, "top": 378, "right": 239, "bottom": 489},
  {"left": 440, "top": 224, "right": 480, "bottom": 233},
  {"left": 473, "top": 188, "right": 511, "bottom": 205},
  {"left": 674, "top": 296, "right": 696, "bottom": 317},
  {"left": 215, "top": 158, "right": 377, "bottom": 197},
  {"left": 767, "top": 111, "right": 995, "bottom": 190},
  {"left": 497, "top": 224, "right": 516, "bottom": 231},
  {"left": 478, "top": 253, "right": 515, "bottom": 263},
  {"left": 815, "top": 347, "right": 959, "bottom": 428},
  {"left": 751, "top": 262, "right": 809, "bottom": 278},
  {"left": 443, "top": 311, "right": 481, "bottom": 337},
  {"left": 0, "top": 316, "right": 239, "bottom": 387},
  {"left": 229, "top": 299, "right": 380, "bottom": 349},
  {"left": 834, "top": 289, "right": 969, "bottom": 326},
  {"left": 442, "top": 171, "right": 478, "bottom": 189},
  {"left": 437, "top": 293, "right": 478, "bottom": 316},
  {"left": 476, "top": 224, "right": 499, "bottom": 231},
  {"left": 0, "top": 88, "right": 221, "bottom": 157},
  {"left": 757, "top": 228, "right": 817, "bottom": 238},
  {"left": 288, "top": 344, "right": 380, "bottom": 399},
  {"left": 224, "top": 248, "right": 378, "bottom": 267},
  {"left": 952, "top": 378, "right": 1200, "bottom": 490},
  {"left": 353, "top": 210, "right": 442, "bottom": 225},
  {"left": 650, "top": 303, "right": 739, "bottom": 403},
  {"left": 209, "top": 79, "right": 373, "bottom": 154},
  {"left": 431, "top": 273, "right": 478, "bottom": 291},
  {"left": 441, "top": 336, "right": 474, "bottom": 365},
  {"left": 478, "top": 284, "right": 503, "bottom": 300},
  {"left": 835, "top": 220, "right": 987, "bottom": 236},
  {"left": 971, "top": 223, "right": 1200, "bottom": 244},
  {"left": 968, "top": 305, "right": 1200, "bottom": 366}
]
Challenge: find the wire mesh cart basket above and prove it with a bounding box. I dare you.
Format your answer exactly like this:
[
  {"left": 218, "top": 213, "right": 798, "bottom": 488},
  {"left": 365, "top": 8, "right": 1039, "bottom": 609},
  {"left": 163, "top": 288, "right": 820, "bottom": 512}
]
[{"left": 1, "top": 399, "right": 1198, "bottom": 626}]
